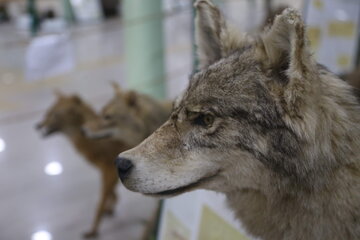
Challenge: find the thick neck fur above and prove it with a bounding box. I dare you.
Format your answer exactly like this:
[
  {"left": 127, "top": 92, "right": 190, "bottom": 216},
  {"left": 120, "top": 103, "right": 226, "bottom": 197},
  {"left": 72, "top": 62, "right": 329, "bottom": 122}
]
[{"left": 224, "top": 73, "right": 360, "bottom": 240}]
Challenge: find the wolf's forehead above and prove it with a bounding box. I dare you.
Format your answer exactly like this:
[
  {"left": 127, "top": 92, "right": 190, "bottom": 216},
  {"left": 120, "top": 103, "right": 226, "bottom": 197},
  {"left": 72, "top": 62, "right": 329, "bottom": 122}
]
[
  {"left": 186, "top": 69, "right": 265, "bottom": 103},
  {"left": 191, "top": 52, "right": 261, "bottom": 89},
  {"left": 103, "top": 99, "right": 124, "bottom": 112},
  {"left": 173, "top": 47, "right": 269, "bottom": 113}
]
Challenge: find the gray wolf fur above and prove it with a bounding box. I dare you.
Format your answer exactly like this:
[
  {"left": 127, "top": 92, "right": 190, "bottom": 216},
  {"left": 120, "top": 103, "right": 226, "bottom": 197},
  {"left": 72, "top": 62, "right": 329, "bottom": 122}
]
[
  {"left": 342, "top": 65, "right": 360, "bottom": 98},
  {"left": 117, "top": 1, "right": 360, "bottom": 240}
]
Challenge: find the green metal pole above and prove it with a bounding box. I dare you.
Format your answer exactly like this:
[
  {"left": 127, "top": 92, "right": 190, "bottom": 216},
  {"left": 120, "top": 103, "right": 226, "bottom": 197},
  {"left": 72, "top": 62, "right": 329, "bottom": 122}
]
[
  {"left": 27, "top": 0, "right": 39, "bottom": 36},
  {"left": 192, "top": 0, "right": 199, "bottom": 73},
  {"left": 62, "top": 0, "right": 76, "bottom": 24},
  {"left": 123, "top": 2, "right": 165, "bottom": 239},
  {"left": 123, "top": 0, "right": 165, "bottom": 99}
]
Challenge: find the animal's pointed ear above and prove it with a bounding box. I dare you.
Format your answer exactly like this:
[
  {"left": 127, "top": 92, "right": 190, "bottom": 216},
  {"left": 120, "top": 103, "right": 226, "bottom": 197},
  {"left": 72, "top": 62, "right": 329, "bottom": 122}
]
[
  {"left": 125, "top": 91, "right": 138, "bottom": 107},
  {"left": 259, "top": 8, "right": 314, "bottom": 75},
  {"left": 54, "top": 89, "right": 64, "bottom": 98},
  {"left": 111, "top": 81, "right": 122, "bottom": 96},
  {"left": 194, "top": 0, "right": 248, "bottom": 69},
  {"left": 257, "top": 9, "right": 317, "bottom": 114},
  {"left": 71, "top": 95, "right": 83, "bottom": 105}
]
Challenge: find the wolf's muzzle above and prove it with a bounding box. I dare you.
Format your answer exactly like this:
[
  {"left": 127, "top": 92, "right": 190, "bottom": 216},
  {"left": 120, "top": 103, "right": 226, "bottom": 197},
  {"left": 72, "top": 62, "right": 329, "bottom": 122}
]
[
  {"left": 35, "top": 122, "right": 43, "bottom": 130},
  {"left": 115, "top": 157, "right": 134, "bottom": 181}
]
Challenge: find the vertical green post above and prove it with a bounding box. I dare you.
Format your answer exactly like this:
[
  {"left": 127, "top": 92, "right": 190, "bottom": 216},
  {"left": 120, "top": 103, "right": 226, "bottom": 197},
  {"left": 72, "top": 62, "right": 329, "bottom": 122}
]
[
  {"left": 192, "top": 0, "right": 199, "bottom": 73},
  {"left": 62, "top": 0, "right": 76, "bottom": 24},
  {"left": 123, "top": 1, "right": 164, "bottom": 238},
  {"left": 27, "top": 0, "right": 39, "bottom": 36},
  {"left": 123, "top": 0, "right": 165, "bottom": 99},
  {"left": 192, "top": 0, "right": 223, "bottom": 73}
]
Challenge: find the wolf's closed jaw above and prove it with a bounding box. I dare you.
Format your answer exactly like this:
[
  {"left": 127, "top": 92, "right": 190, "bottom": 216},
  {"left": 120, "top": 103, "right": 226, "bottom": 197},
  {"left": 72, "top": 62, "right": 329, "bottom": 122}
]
[
  {"left": 35, "top": 122, "right": 57, "bottom": 137},
  {"left": 145, "top": 172, "right": 220, "bottom": 197}
]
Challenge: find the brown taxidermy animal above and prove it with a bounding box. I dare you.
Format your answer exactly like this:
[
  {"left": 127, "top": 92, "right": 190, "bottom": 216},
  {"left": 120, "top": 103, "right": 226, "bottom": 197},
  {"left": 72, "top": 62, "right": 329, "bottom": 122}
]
[
  {"left": 83, "top": 83, "right": 172, "bottom": 146},
  {"left": 36, "top": 92, "right": 131, "bottom": 238}
]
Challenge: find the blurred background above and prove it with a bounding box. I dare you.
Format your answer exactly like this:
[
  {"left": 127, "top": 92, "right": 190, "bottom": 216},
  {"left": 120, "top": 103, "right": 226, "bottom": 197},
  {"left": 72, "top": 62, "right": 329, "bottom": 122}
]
[{"left": 0, "top": 0, "right": 359, "bottom": 240}]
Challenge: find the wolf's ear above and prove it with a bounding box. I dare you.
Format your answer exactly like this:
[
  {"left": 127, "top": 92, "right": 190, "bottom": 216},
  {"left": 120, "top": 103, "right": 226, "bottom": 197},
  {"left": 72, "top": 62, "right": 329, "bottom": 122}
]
[
  {"left": 71, "top": 95, "right": 82, "bottom": 105},
  {"left": 54, "top": 89, "right": 64, "bottom": 98},
  {"left": 111, "top": 81, "right": 122, "bottom": 96},
  {"left": 125, "top": 91, "right": 138, "bottom": 107},
  {"left": 258, "top": 9, "right": 316, "bottom": 113},
  {"left": 194, "top": 0, "right": 248, "bottom": 69},
  {"left": 259, "top": 8, "right": 314, "bottom": 75}
]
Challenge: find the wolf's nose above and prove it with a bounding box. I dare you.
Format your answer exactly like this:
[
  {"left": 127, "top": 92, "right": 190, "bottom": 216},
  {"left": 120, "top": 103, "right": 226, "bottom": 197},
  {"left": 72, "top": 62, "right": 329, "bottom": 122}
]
[
  {"left": 35, "top": 122, "right": 43, "bottom": 130},
  {"left": 80, "top": 126, "right": 88, "bottom": 136},
  {"left": 115, "top": 157, "right": 134, "bottom": 181}
]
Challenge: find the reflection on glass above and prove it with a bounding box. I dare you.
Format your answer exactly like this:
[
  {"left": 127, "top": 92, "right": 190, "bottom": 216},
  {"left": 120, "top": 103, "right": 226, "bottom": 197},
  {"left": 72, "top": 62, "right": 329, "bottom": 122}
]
[
  {"left": 0, "top": 138, "right": 6, "bottom": 152},
  {"left": 31, "top": 230, "right": 52, "bottom": 240},
  {"left": 44, "top": 162, "right": 63, "bottom": 176}
]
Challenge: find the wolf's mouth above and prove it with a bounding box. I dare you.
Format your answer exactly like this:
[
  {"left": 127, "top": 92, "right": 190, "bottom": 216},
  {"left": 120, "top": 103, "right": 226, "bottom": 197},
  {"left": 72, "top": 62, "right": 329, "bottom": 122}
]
[
  {"left": 43, "top": 128, "right": 57, "bottom": 136},
  {"left": 145, "top": 172, "right": 219, "bottom": 197},
  {"left": 36, "top": 125, "right": 59, "bottom": 137}
]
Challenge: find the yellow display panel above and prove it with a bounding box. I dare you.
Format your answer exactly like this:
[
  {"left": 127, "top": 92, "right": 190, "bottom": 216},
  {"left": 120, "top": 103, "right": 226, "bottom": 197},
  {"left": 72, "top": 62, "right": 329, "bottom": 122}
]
[
  {"left": 163, "top": 210, "right": 191, "bottom": 240},
  {"left": 197, "top": 205, "right": 249, "bottom": 240}
]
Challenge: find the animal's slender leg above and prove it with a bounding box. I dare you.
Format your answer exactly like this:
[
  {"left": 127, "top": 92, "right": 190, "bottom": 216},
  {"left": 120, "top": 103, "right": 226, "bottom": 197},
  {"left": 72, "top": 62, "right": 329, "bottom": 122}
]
[
  {"left": 104, "top": 175, "right": 119, "bottom": 216},
  {"left": 83, "top": 171, "right": 113, "bottom": 238}
]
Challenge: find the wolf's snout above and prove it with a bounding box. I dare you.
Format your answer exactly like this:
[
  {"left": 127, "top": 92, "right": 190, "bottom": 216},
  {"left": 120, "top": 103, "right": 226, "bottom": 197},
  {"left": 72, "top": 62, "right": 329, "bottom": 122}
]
[
  {"left": 115, "top": 157, "right": 134, "bottom": 181},
  {"left": 80, "top": 126, "right": 89, "bottom": 136},
  {"left": 35, "top": 122, "right": 43, "bottom": 130}
]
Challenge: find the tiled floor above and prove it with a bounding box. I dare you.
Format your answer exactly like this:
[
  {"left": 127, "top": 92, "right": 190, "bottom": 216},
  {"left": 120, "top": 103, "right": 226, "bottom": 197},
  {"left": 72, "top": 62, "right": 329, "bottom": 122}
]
[{"left": 0, "top": 6, "right": 193, "bottom": 240}]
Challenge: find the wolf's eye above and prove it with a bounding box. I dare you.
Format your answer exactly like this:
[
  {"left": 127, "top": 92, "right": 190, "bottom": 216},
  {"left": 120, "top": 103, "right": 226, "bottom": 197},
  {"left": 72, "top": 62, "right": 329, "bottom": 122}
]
[
  {"left": 193, "top": 113, "right": 214, "bottom": 127},
  {"left": 103, "top": 115, "right": 112, "bottom": 121}
]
